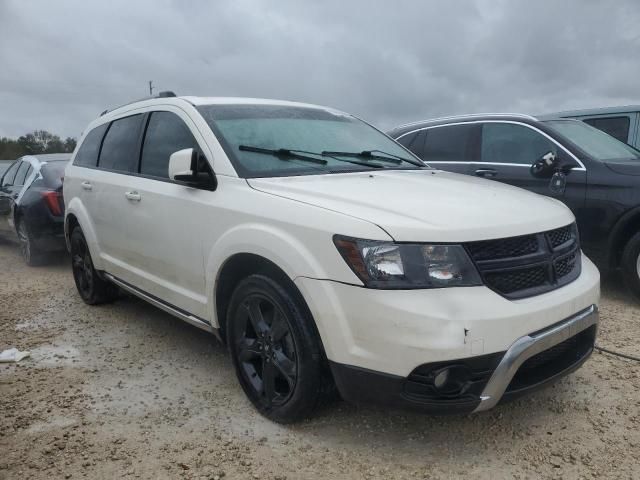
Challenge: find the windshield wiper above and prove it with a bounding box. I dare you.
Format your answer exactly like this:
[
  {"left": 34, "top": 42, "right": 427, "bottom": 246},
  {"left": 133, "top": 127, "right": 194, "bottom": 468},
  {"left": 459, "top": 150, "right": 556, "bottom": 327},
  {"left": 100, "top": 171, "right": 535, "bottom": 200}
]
[
  {"left": 239, "top": 145, "right": 328, "bottom": 165},
  {"left": 321, "top": 149, "right": 423, "bottom": 167},
  {"left": 239, "top": 145, "right": 384, "bottom": 169}
]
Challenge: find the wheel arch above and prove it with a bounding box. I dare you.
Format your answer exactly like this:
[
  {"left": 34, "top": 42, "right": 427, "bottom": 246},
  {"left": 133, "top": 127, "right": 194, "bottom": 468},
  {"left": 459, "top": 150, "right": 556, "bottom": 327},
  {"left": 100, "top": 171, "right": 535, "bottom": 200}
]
[
  {"left": 214, "top": 253, "right": 316, "bottom": 343},
  {"left": 64, "top": 199, "right": 104, "bottom": 270},
  {"left": 609, "top": 206, "right": 640, "bottom": 269}
]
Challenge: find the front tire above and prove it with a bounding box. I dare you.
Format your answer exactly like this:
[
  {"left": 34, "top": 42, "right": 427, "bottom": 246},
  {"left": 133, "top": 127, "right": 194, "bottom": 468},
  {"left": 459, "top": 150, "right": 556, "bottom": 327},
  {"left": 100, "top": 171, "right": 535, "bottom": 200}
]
[
  {"left": 621, "top": 232, "right": 640, "bottom": 300},
  {"left": 70, "top": 227, "right": 118, "bottom": 305},
  {"left": 226, "top": 274, "right": 328, "bottom": 423}
]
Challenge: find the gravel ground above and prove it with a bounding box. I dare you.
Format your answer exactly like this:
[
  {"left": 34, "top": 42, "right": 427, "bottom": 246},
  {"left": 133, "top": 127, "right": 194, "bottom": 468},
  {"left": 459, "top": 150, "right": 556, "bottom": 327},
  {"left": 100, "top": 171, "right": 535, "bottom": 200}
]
[{"left": 1, "top": 237, "right": 639, "bottom": 480}]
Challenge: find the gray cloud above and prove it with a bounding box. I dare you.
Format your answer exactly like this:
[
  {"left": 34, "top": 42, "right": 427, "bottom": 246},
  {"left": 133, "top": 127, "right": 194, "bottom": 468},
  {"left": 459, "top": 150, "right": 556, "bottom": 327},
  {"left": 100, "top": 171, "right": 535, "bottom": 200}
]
[{"left": 0, "top": 0, "right": 639, "bottom": 139}]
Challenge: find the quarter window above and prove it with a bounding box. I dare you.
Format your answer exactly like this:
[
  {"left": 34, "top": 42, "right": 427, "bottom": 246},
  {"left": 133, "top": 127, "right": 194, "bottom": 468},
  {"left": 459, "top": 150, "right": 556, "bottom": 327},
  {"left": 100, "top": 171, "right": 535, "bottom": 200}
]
[
  {"left": 583, "top": 116, "right": 630, "bottom": 143},
  {"left": 99, "top": 115, "right": 144, "bottom": 172},
  {"left": 397, "top": 130, "right": 427, "bottom": 159},
  {"left": 481, "top": 123, "right": 556, "bottom": 165},
  {"left": 140, "top": 112, "right": 199, "bottom": 178},
  {"left": 75, "top": 123, "right": 108, "bottom": 167},
  {"left": 423, "top": 124, "right": 476, "bottom": 162}
]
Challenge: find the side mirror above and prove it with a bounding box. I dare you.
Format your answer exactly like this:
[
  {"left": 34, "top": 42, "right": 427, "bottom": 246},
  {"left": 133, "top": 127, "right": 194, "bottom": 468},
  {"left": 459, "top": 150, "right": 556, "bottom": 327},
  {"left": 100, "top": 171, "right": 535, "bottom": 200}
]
[
  {"left": 530, "top": 151, "right": 579, "bottom": 179},
  {"left": 530, "top": 151, "right": 558, "bottom": 178},
  {"left": 168, "top": 148, "right": 217, "bottom": 191},
  {"left": 168, "top": 148, "right": 193, "bottom": 180}
]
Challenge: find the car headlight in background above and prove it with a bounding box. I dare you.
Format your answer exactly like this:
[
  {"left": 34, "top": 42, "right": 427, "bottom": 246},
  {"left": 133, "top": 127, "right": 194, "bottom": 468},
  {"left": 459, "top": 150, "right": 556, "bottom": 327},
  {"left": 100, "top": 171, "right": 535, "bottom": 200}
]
[{"left": 333, "top": 235, "right": 482, "bottom": 289}]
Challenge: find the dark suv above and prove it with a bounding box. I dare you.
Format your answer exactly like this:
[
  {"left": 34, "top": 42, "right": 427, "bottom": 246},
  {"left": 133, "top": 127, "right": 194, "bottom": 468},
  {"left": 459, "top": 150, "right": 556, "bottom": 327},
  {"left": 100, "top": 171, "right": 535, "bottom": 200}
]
[{"left": 388, "top": 114, "right": 640, "bottom": 297}]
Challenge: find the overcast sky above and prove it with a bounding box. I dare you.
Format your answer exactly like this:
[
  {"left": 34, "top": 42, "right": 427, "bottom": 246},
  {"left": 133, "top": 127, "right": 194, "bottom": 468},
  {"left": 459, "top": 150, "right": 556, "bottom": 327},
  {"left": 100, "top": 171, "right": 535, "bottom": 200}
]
[{"left": 1, "top": 0, "right": 639, "bottom": 139}]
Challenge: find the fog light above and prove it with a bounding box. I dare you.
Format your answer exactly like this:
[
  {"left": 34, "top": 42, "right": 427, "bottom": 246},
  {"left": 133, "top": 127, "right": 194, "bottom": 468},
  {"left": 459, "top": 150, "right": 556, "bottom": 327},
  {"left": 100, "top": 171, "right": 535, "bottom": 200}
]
[{"left": 433, "top": 369, "right": 450, "bottom": 390}]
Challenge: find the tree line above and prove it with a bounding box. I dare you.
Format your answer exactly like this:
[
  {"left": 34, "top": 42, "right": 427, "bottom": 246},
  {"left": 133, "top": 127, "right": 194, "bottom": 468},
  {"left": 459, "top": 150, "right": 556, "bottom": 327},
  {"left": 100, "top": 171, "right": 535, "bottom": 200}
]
[{"left": 0, "top": 130, "right": 77, "bottom": 160}]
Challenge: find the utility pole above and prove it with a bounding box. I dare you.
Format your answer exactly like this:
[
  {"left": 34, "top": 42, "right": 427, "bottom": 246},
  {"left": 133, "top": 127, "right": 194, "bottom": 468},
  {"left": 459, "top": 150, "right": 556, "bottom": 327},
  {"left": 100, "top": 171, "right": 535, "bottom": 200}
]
[{"left": 148, "top": 81, "right": 154, "bottom": 96}]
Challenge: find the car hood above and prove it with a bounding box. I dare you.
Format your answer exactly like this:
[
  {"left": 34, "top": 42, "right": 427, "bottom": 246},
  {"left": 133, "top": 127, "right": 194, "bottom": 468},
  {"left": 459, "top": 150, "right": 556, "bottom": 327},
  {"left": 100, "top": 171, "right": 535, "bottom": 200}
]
[
  {"left": 247, "top": 169, "right": 575, "bottom": 242},
  {"left": 604, "top": 160, "right": 640, "bottom": 176}
]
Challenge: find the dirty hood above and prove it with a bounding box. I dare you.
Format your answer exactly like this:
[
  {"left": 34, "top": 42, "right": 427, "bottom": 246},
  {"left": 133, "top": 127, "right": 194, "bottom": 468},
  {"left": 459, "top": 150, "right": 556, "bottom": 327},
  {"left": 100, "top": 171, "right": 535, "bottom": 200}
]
[{"left": 248, "top": 169, "right": 575, "bottom": 242}]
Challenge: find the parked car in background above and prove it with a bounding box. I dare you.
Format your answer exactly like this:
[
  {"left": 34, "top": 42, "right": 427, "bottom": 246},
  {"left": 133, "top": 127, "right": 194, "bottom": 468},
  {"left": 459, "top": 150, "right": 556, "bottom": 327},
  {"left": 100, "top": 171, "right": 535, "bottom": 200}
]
[
  {"left": 64, "top": 94, "right": 599, "bottom": 422},
  {"left": 0, "top": 154, "right": 69, "bottom": 264},
  {"left": 388, "top": 114, "right": 640, "bottom": 298},
  {"left": 540, "top": 106, "right": 640, "bottom": 147}
]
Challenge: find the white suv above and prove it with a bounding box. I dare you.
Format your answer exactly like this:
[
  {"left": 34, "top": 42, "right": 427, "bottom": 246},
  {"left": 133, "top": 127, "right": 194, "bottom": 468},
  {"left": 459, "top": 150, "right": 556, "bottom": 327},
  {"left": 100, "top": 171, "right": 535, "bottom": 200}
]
[{"left": 64, "top": 94, "right": 600, "bottom": 422}]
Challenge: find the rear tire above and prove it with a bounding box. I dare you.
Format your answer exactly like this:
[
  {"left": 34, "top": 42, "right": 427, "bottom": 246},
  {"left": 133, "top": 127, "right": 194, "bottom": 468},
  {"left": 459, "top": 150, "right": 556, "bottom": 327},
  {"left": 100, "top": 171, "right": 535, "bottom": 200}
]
[
  {"left": 621, "top": 232, "right": 640, "bottom": 300},
  {"left": 70, "top": 227, "right": 118, "bottom": 305},
  {"left": 226, "top": 274, "right": 329, "bottom": 423},
  {"left": 16, "top": 218, "right": 43, "bottom": 266}
]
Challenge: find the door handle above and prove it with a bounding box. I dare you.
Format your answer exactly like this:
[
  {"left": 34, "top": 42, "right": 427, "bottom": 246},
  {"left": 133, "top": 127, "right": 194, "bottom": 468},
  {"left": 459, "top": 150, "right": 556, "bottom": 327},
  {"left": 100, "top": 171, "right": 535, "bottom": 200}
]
[
  {"left": 474, "top": 168, "right": 497, "bottom": 178},
  {"left": 125, "top": 191, "right": 141, "bottom": 202},
  {"left": 81, "top": 181, "right": 93, "bottom": 191}
]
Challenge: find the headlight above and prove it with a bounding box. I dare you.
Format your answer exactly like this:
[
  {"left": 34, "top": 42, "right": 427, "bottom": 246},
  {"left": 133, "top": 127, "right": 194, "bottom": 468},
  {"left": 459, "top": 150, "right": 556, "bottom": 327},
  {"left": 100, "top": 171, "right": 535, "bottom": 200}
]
[{"left": 333, "top": 235, "right": 482, "bottom": 289}]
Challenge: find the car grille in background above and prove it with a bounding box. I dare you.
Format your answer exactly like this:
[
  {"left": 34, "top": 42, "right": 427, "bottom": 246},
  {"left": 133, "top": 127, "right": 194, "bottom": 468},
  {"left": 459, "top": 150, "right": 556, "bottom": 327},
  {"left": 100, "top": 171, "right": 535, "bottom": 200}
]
[{"left": 465, "top": 223, "right": 581, "bottom": 299}]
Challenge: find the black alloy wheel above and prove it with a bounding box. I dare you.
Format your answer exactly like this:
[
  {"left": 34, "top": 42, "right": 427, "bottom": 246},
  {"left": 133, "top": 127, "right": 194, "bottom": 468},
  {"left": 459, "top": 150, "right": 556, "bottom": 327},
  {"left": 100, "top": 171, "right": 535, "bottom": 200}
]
[
  {"left": 227, "top": 274, "right": 330, "bottom": 423},
  {"left": 234, "top": 294, "right": 298, "bottom": 407},
  {"left": 71, "top": 229, "right": 94, "bottom": 299},
  {"left": 70, "top": 227, "right": 117, "bottom": 304}
]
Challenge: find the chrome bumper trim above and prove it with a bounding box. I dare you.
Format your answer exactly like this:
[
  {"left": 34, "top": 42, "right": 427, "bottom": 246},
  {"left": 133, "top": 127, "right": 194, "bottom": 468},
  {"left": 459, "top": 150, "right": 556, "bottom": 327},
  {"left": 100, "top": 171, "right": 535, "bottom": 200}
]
[{"left": 473, "top": 304, "right": 598, "bottom": 412}]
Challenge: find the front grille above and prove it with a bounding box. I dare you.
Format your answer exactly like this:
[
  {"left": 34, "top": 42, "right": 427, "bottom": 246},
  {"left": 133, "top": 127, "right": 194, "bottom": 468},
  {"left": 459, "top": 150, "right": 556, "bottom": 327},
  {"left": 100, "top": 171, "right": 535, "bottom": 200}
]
[
  {"left": 484, "top": 266, "right": 547, "bottom": 294},
  {"left": 555, "top": 251, "right": 578, "bottom": 278},
  {"left": 465, "top": 223, "right": 581, "bottom": 299},
  {"left": 466, "top": 234, "right": 538, "bottom": 261},
  {"left": 547, "top": 225, "right": 573, "bottom": 248}
]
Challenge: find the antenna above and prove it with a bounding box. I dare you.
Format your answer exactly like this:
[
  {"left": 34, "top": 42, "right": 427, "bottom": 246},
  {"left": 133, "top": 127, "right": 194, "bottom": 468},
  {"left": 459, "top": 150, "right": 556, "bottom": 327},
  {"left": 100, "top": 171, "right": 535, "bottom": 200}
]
[{"left": 148, "top": 81, "right": 154, "bottom": 96}]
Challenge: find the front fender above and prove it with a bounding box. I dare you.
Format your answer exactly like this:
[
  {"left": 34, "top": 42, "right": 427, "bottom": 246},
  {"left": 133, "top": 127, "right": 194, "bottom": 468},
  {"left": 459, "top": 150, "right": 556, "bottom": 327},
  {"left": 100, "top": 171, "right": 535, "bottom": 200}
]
[
  {"left": 65, "top": 198, "right": 104, "bottom": 270},
  {"left": 205, "top": 222, "right": 349, "bottom": 327}
]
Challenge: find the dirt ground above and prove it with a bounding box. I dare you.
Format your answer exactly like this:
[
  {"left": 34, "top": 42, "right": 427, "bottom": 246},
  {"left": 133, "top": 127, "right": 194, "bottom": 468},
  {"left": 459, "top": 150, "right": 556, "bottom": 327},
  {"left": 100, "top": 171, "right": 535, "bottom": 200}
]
[{"left": 1, "top": 238, "right": 639, "bottom": 480}]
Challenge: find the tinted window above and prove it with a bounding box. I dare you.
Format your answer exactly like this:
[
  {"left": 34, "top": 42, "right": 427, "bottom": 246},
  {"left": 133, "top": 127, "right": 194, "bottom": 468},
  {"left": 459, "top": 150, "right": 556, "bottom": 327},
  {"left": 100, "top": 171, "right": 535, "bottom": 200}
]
[
  {"left": 141, "top": 112, "right": 199, "bottom": 178},
  {"left": 481, "top": 123, "right": 556, "bottom": 165},
  {"left": 75, "top": 124, "right": 108, "bottom": 167},
  {"left": 13, "top": 161, "right": 31, "bottom": 186},
  {"left": 1, "top": 161, "right": 20, "bottom": 187},
  {"left": 583, "top": 116, "right": 630, "bottom": 143},
  {"left": 397, "top": 130, "right": 427, "bottom": 159},
  {"left": 99, "top": 115, "right": 144, "bottom": 172},
  {"left": 423, "top": 124, "right": 475, "bottom": 162}
]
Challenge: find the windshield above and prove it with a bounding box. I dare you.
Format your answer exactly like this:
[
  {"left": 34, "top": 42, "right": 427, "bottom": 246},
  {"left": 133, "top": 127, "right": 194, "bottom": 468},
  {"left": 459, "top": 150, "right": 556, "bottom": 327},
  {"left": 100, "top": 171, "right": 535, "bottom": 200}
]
[
  {"left": 197, "top": 104, "right": 425, "bottom": 177},
  {"left": 544, "top": 120, "right": 640, "bottom": 162}
]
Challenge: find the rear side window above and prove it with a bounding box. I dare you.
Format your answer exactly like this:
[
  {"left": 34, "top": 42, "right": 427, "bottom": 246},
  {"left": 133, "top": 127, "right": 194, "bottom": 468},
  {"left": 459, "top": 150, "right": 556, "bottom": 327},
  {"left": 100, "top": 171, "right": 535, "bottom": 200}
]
[
  {"left": 140, "top": 112, "right": 199, "bottom": 178},
  {"left": 481, "top": 123, "right": 556, "bottom": 165},
  {"left": 1, "top": 161, "right": 20, "bottom": 187},
  {"left": 423, "top": 124, "right": 476, "bottom": 162},
  {"left": 583, "top": 116, "right": 630, "bottom": 143},
  {"left": 75, "top": 124, "right": 108, "bottom": 167},
  {"left": 397, "top": 130, "right": 427, "bottom": 159},
  {"left": 13, "top": 161, "right": 30, "bottom": 186},
  {"left": 99, "top": 114, "right": 144, "bottom": 172}
]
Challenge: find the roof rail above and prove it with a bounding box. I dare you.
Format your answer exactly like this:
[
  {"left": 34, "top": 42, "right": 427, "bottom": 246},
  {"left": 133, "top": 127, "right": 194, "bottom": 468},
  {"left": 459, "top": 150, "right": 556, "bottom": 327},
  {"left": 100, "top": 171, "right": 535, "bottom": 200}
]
[
  {"left": 100, "top": 91, "right": 178, "bottom": 116},
  {"left": 396, "top": 112, "right": 538, "bottom": 129}
]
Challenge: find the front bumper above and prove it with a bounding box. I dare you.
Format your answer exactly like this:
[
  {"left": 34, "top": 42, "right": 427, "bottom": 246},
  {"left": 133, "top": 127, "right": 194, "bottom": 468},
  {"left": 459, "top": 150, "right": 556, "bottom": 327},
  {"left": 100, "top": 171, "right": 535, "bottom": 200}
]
[
  {"left": 295, "top": 254, "right": 600, "bottom": 414},
  {"left": 329, "top": 305, "right": 598, "bottom": 414},
  {"left": 474, "top": 304, "right": 597, "bottom": 412}
]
